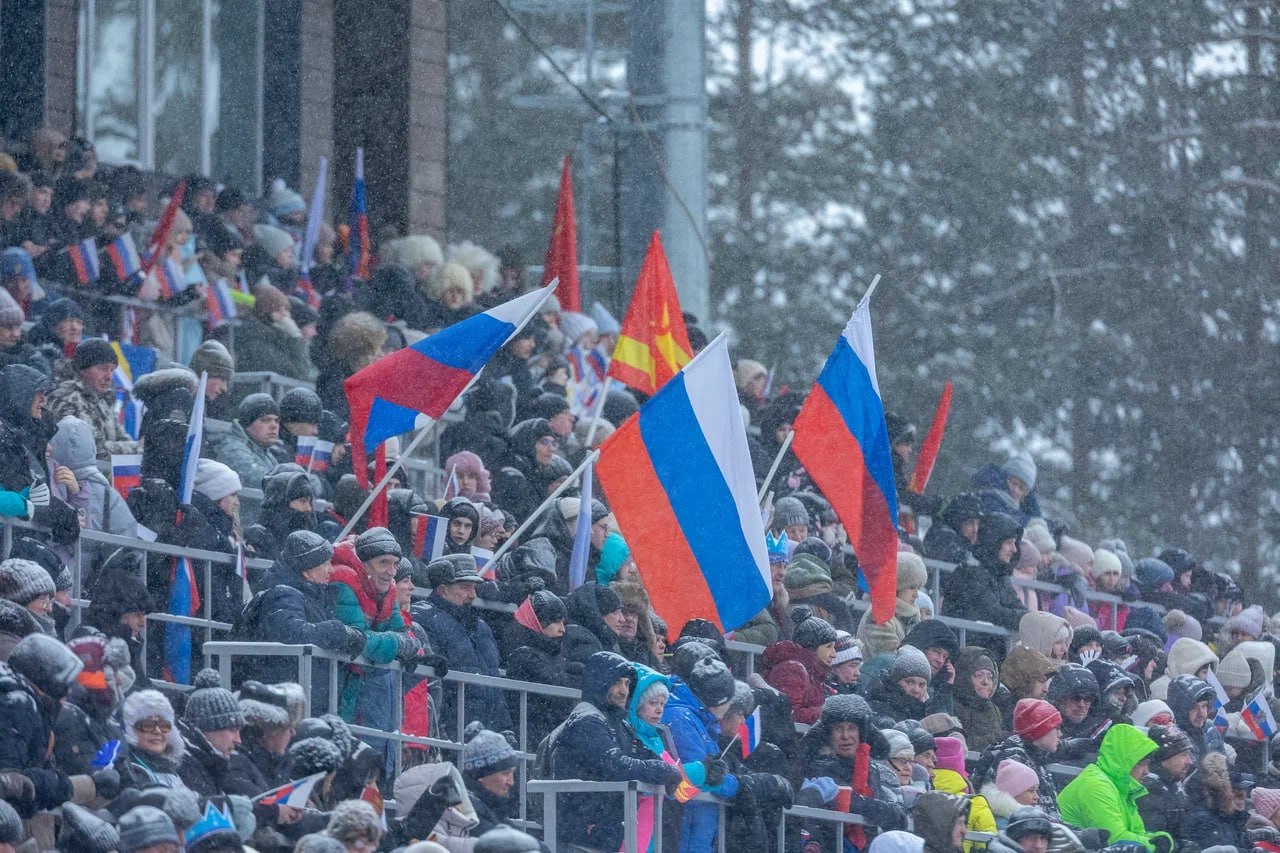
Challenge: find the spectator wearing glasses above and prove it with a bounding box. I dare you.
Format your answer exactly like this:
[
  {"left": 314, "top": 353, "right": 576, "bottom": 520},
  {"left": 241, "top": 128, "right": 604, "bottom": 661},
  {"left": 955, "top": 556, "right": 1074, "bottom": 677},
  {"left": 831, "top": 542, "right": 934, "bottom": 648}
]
[{"left": 115, "top": 688, "right": 192, "bottom": 795}]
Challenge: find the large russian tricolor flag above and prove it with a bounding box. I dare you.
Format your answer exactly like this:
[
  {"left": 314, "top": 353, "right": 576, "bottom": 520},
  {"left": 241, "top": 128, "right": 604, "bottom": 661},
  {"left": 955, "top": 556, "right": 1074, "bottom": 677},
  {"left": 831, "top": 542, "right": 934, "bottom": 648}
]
[
  {"left": 597, "top": 335, "right": 771, "bottom": 634},
  {"left": 791, "top": 290, "right": 900, "bottom": 624},
  {"left": 345, "top": 283, "right": 557, "bottom": 483}
]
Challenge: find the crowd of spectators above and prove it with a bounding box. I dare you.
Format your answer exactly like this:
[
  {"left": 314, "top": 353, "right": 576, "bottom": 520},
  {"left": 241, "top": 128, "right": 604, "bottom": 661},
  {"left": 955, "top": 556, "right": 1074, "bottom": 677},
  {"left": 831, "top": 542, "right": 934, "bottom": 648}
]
[{"left": 0, "top": 127, "right": 1277, "bottom": 853}]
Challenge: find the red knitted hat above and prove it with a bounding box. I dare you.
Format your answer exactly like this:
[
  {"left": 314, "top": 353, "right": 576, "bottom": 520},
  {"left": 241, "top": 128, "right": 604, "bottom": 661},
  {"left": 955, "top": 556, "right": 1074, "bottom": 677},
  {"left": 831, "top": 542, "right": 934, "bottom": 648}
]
[{"left": 1013, "top": 698, "right": 1062, "bottom": 743}]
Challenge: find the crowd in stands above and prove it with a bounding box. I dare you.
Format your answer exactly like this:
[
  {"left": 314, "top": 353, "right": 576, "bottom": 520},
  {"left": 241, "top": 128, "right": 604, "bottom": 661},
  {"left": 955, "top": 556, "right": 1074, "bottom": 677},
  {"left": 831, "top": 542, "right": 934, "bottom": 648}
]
[{"left": 1, "top": 128, "right": 1279, "bottom": 853}]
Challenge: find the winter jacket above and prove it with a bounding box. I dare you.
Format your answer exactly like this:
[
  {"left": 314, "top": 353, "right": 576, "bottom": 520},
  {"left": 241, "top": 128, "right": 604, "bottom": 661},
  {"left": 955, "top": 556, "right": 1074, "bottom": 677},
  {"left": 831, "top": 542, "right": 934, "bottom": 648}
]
[
  {"left": 1058, "top": 724, "right": 1167, "bottom": 851},
  {"left": 1148, "top": 638, "right": 1217, "bottom": 701},
  {"left": 953, "top": 647, "right": 1006, "bottom": 751},
  {"left": 504, "top": 622, "right": 580, "bottom": 746},
  {"left": 1183, "top": 751, "right": 1250, "bottom": 852},
  {"left": 941, "top": 512, "right": 1027, "bottom": 660},
  {"left": 46, "top": 377, "right": 140, "bottom": 459},
  {"left": 412, "top": 591, "right": 511, "bottom": 735},
  {"left": 0, "top": 662, "right": 73, "bottom": 809},
  {"left": 1137, "top": 765, "right": 1188, "bottom": 841},
  {"left": 792, "top": 722, "right": 909, "bottom": 844},
  {"left": 663, "top": 678, "right": 741, "bottom": 852},
  {"left": 233, "top": 313, "right": 317, "bottom": 381},
  {"left": 732, "top": 607, "right": 780, "bottom": 647},
  {"left": 53, "top": 687, "right": 122, "bottom": 775},
  {"left": 932, "top": 769, "right": 997, "bottom": 852},
  {"left": 207, "top": 421, "right": 278, "bottom": 490},
  {"left": 329, "top": 541, "right": 409, "bottom": 719},
  {"left": 972, "top": 734, "right": 1062, "bottom": 819},
  {"left": 865, "top": 668, "right": 931, "bottom": 722},
  {"left": 463, "top": 772, "right": 517, "bottom": 838},
  {"left": 856, "top": 597, "right": 919, "bottom": 657},
  {"left": 239, "top": 560, "right": 365, "bottom": 714},
  {"left": 49, "top": 414, "right": 138, "bottom": 538},
  {"left": 563, "top": 581, "right": 621, "bottom": 667},
  {"left": 917, "top": 791, "right": 970, "bottom": 853},
  {"left": 1166, "top": 674, "right": 1227, "bottom": 760},
  {"left": 761, "top": 640, "right": 831, "bottom": 724},
  {"left": 546, "top": 652, "right": 681, "bottom": 851}
]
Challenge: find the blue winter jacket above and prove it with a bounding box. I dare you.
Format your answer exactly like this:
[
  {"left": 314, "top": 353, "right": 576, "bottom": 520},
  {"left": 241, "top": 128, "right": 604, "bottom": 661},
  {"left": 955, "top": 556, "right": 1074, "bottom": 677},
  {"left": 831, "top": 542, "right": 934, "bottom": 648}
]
[
  {"left": 663, "top": 677, "right": 740, "bottom": 853},
  {"left": 411, "top": 593, "right": 511, "bottom": 735}
]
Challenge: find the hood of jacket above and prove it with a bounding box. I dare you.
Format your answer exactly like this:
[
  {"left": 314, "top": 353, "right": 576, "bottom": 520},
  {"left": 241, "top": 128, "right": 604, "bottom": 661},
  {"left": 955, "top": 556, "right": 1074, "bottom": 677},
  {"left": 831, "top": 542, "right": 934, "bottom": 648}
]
[
  {"left": 1094, "top": 723, "right": 1156, "bottom": 790},
  {"left": 954, "top": 646, "right": 999, "bottom": 704},
  {"left": 973, "top": 512, "right": 1023, "bottom": 574},
  {"left": 1165, "top": 674, "right": 1214, "bottom": 727},
  {"left": 1165, "top": 637, "right": 1218, "bottom": 680},
  {"left": 1001, "top": 644, "right": 1059, "bottom": 696},
  {"left": 903, "top": 619, "right": 960, "bottom": 659},
  {"left": 914, "top": 791, "right": 968, "bottom": 853},
  {"left": 1018, "top": 612, "right": 1070, "bottom": 659},
  {"left": 581, "top": 650, "right": 635, "bottom": 710},
  {"left": 628, "top": 663, "right": 672, "bottom": 756},
  {"left": 762, "top": 639, "right": 830, "bottom": 682},
  {"left": 979, "top": 782, "right": 1024, "bottom": 819},
  {"left": 492, "top": 537, "right": 559, "bottom": 588},
  {"left": 0, "top": 597, "right": 43, "bottom": 641},
  {"left": 0, "top": 363, "right": 51, "bottom": 436},
  {"left": 566, "top": 582, "right": 617, "bottom": 647},
  {"left": 50, "top": 414, "right": 98, "bottom": 474},
  {"left": 1233, "top": 640, "right": 1275, "bottom": 697},
  {"left": 393, "top": 761, "right": 479, "bottom": 831}
]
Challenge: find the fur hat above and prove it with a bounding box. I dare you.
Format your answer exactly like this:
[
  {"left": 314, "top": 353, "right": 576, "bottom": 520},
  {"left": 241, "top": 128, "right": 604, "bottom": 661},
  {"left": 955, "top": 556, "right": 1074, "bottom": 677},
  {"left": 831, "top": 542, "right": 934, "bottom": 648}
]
[
  {"left": 118, "top": 805, "right": 179, "bottom": 853},
  {"left": 0, "top": 557, "right": 55, "bottom": 605},
  {"left": 122, "top": 689, "right": 184, "bottom": 756},
  {"left": 445, "top": 240, "right": 500, "bottom": 294},
  {"left": 462, "top": 723, "right": 519, "bottom": 777},
  {"left": 184, "top": 669, "right": 245, "bottom": 732},
  {"left": 383, "top": 235, "right": 444, "bottom": 271},
  {"left": 428, "top": 260, "right": 474, "bottom": 302},
  {"left": 325, "top": 800, "right": 381, "bottom": 847},
  {"left": 896, "top": 552, "right": 927, "bottom": 590},
  {"left": 1013, "top": 698, "right": 1062, "bottom": 742}
]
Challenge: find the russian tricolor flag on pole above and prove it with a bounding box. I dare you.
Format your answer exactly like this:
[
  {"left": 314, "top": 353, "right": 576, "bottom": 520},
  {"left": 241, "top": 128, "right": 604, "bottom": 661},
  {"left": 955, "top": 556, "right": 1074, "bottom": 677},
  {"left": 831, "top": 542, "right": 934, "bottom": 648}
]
[
  {"left": 107, "top": 234, "right": 142, "bottom": 281},
  {"left": 70, "top": 238, "right": 100, "bottom": 285},
  {"left": 345, "top": 284, "right": 557, "bottom": 483},
  {"left": 738, "top": 707, "right": 762, "bottom": 759},
  {"left": 1243, "top": 690, "right": 1278, "bottom": 740},
  {"left": 791, "top": 276, "right": 900, "bottom": 624},
  {"left": 165, "top": 371, "right": 207, "bottom": 684},
  {"left": 294, "top": 434, "right": 317, "bottom": 468},
  {"left": 596, "top": 335, "right": 771, "bottom": 634}
]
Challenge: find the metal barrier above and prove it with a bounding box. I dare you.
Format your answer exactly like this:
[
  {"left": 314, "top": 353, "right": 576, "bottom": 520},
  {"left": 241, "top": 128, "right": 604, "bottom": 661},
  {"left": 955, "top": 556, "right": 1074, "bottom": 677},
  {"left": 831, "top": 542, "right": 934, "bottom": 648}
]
[{"left": 230, "top": 371, "right": 317, "bottom": 400}]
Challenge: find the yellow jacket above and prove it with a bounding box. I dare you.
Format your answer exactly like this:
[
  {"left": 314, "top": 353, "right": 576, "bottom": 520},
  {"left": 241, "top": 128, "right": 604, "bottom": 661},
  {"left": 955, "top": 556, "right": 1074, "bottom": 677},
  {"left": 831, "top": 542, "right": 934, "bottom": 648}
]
[{"left": 933, "top": 767, "right": 996, "bottom": 851}]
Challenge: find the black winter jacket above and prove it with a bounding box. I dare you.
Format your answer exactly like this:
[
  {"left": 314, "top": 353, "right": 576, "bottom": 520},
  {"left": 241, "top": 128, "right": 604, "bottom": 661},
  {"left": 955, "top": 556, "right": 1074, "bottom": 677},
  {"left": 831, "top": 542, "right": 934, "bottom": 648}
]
[
  {"left": 412, "top": 593, "right": 511, "bottom": 734},
  {"left": 0, "top": 663, "right": 72, "bottom": 809},
  {"left": 504, "top": 623, "right": 580, "bottom": 745},
  {"left": 53, "top": 687, "right": 122, "bottom": 775},
  {"left": 940, "top": 512, "right": 1027, "bottom": 660},
  {"left": 1138, "top": 767, "right": 1188, "bottom": 841}
]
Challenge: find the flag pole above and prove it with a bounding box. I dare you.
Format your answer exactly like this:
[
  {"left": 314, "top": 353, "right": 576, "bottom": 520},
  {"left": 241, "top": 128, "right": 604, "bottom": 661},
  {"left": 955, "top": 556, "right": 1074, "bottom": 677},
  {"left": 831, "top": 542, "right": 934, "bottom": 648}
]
[
  {"left": 857, "top": 273, "right": 883, "bottom": 307},
  {"left": 582, "top": 376, "right": 612, "bottom": 448},
  {"left": 338, "top": 423, "right": 439, "bottom": 540},
  {"left": 756, "top": 430, "right": 795, "bottom": 503},
  {"left": 487, "top": 449, "right": 601, "bottom": 566}
]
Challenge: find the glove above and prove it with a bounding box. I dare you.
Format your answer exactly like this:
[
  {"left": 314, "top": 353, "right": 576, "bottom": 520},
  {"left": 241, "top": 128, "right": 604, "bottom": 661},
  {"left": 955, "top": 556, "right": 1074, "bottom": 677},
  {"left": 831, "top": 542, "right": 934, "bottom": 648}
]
[
  {"left": 748, "top": 773, "right": 793, "bottom": 809},
  {"left": 1079, "top": 647, "right": 1101, "bottom": 665},
  {"left": 1247, "top": 829, "right": 1280, "bottom": 845},
  {"left": 394, "top": 631, "right": 424, "bottom": 665},
  {"left": 1076, "top": 828, "right": 1110, "bottom": 850},
  {"left": 91, "top": 767, "right": 122, "bottom": 800},
  {"left": 422, "top": 652, "right": 449, "bottom": 678},
  {"left": 702, "top": 756, "right": 728, "bottom": 788},
  {"left": 339, "top": 625, "right": 368, "bottom": 657},
  {"left": 0, "top": 771, "right": 36, "bottom": 817},
  {"left": 28, "top": 482, "right": 50, "bottom": 507}
]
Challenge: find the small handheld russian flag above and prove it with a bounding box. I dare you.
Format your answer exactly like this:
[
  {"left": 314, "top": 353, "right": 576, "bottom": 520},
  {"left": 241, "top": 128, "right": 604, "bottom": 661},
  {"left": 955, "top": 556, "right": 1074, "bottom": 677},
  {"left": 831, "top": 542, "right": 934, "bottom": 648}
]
[
  {"left": 414, "top": 515, "right": 449, "bottom": 562},
  {"left": 254, "top": 772, "right": 326, "bottom": 808},
  {"left": 153, "top": 258, "right": 185, "bottom": 299},
  {"left": 1243, "top": 690, "right": 1278, "bottom": 740},
  {"left": 107, "top": 234, "right": 142, "bottom": 281},
  {"left": 69, "top": 238, "right": 100, "bottom": 285},
  {"left": 111, "top": 454, "right": 143, "bottom": 500},
  {"left": 472, "top": 546, "right": 495, "bottom": 580},
  {"left": 309, "top": 439, "right": 334, "bottom": 474},
  {"left": 442, "top": 464, "right": 460, "bottom": 500},
  {"left": 738, "top": 707, "right": 762, "bottom": 759},
  {"left": 205, "top": 278, "right": 238, "bottom": 329},
  {"left": 294, "top": 434, "right": 318, "bottom": 468}
]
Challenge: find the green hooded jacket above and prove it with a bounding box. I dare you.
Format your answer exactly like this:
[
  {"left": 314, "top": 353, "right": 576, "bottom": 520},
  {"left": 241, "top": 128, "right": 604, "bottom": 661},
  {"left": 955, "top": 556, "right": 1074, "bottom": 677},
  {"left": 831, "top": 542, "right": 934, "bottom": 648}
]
[{"left": 1058, "top": 724, "right": 1173, "bottom": 852}]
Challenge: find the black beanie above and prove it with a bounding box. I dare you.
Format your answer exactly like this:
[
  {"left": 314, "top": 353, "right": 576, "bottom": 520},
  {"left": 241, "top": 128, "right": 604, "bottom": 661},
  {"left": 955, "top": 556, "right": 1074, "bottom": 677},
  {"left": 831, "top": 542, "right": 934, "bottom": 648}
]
[
  {"left": 685, "top": 654, "right": 736, "bottom": 708},
  {"left": 530, "top": 590, "right": 568, "bottom": 626},
  {"left": 237, "top": 392, "right": 279, "bottom": 425},
  {"left": 792, "top": 606, "right": 838, "bottom": 650},
  {"left": 73, "top": 338, "right": 119, "bottom": 371},
  {"left": 594, "top": 583, "right": 622, "bottom": 617},
  {"left": 280, "top": 530, "right": 333, "bottom": 574},
  {"left": 279, "top": 387, "right": 322, "bottom": 425}
]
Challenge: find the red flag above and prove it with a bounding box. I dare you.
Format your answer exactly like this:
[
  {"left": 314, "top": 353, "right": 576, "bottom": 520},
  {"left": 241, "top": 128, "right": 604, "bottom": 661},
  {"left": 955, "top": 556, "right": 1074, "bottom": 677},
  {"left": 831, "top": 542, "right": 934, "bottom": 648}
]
[
  {"left": 141, "top": 182, "right": 186, "bottom": 279},
  {"left": 542, "top": 155, "right": 580, "bottom": 311},
  {"left": 908, "top": 381, "right": 952, "bottom": 493},
  {"left": 606, "top": 232, "right": 693, "bottom": 396}
]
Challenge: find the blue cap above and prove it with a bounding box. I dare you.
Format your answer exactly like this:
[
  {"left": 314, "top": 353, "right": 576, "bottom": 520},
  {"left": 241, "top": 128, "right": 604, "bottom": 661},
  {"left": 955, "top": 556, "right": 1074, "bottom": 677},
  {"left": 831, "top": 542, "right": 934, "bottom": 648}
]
[{"left": 1, "top": 248, "right": 35, "bottom": 283}]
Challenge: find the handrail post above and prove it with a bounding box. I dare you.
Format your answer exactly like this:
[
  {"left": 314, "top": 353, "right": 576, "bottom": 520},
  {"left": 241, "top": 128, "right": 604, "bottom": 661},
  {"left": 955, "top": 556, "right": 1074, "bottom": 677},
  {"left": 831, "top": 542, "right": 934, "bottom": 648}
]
[
  {"left": 624, "top": 781, "right": 638, "bottom": 853},
  {"left": 300, "top": 648, "right": 313, "bottom": 716},
  {"left": 456, "top": 681, "right": 466, "bottom": 741},
  {"left": 518, "top": 689, "right": 528, "bottom": 823},
  {"left": 542, "top": 781, "right": 557, "bottom": 848},
  {"left": 393, "top": 665, "right": 404, "bottom": 780},
  {"left": 69, "top": 532, "right": 83, "bottom": 635}
]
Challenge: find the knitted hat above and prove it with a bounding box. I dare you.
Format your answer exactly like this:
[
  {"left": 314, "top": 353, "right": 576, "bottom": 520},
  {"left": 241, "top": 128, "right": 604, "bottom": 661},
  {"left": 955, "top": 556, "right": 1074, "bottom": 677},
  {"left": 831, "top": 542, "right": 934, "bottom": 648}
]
[
  {"left": 794, "top": 537, "right": 833, "bottom": 565},
  {"left": 0, "top": 800, "right": 18, "bottom": 845},
  {"left": 1146, "top": 724, "right": 1194, "bottom": 763},
  {"left": 280, "top": 387, "right": 323, "bottom": 425},
  {"left": 326, "top": 800, "right": 380, "bottom": 847},
  {"left": 729, "top": 680, "right": 756, "bottom": 715},
  {"left": 833, "top": 631, "right": 863, "bottom": 666},
  {"left": 1135, "top": 558, "right": 1174, "bottom": 590},
  {"left": 773, "top": 496, "right": 809, "bottom": 528},
  {"left": 995, "top": 758, "right": 1039, "bottom": 798},
  {"left": 0, "top": 288, "right": 22, "bottom": 327},
  {"left": 1015, "top": 540, "right": 1041, "bottom": 572},
  {"left": 784, "top": 554, "right": 833, "bottom": 593},
  {"left": 0, "top": 557, "right": 55, "bottom": 604},
  {"left": 1002, "top": 453, "right": 1037, "bottom": 491},
  {"left": 1023, "top": 520, "right": 1056, "bottom": 556},
  {"left": 1163, "top": 610, "right": 1203, "bottom": 643},
  {"left": 896, "top": 552, "right": 927, "bottom": 590},
  {"left": 934, "top": 737, "right": 967, "bottom": 776},
  {"left": 528, "top": 590, "right": 567, "bottom": 627},
  {"left": 792, "top": 607, "right": 838, "bottom": 650},
  {"left": 1012, "top": 698, "right": 1062, "bottom": 742},
  {"left": 118, "top": 806, "right": 180, "bottom": 852},
  {"left": 194, "top": 459, "right": 241, "bottom": 502},
  {"left": 1227, "top": 604, "right": 1265, "bottom": 639},
  {"left": 462, "top": 724, "right": 519, "bottom": 777},
  {"left": 254, "top": 222, "right": 296, "bottom": 258},
  {"left": 1094, "top": 548, "right": 1123, "bottom": 578},
  {"left": 59, "top": 802, "right": 120, "bottom": 853},
  {"left": 72, "top": 338, "right": 119, "bottom": 371},
  {"left": 189, "top": 339, "right": 234, "bottom": 381},
  {"left": 889, "top": 645, "right": 932, "bottom": 683},
  {"left": 821, "top": 693, "right": 873, "bottom": 728},
  {"left": 1062, "top": 606, "right": 1096, "bottom": 630},
  {"left": 686, "top": 655, "right": 736, "bottom": 708},
  {"left": 184, "top": 669, "right": 245, "bottom": 732},
  {"left": 1253, "top": 788, "right": 1280, "bottom": 821},
  {"left": 280, "top": 530, "right": 334, "bottom": 574},
  {"left": 558, "top": 311, "right": 598, "bottom": 345},
  {"left": 883, "top": 729, "right": 914, "bottom": 760},
  {"left": 237, "top": 392, "right": 279, "bottom": 426},
  {"left": 289, "top": 736, "right": 344, "bottom": 776},
  {"left": 1132, "top": 700, "right": 1174, "bottom": 728},
  {"left": 355, "top": 526, "right": 402, "bottom": 561},
  {"left": 10, "top": 633, "right": 83, "bottom": 700},
  {"left": 0, "top": 247, "right": 36, "bottom": 284},
  {"left": 1217, "top": 648, "right": 1252, "bottom": 690},
  {"left": 1057, "top": 536, "right": 1093, "bottom": 571}
]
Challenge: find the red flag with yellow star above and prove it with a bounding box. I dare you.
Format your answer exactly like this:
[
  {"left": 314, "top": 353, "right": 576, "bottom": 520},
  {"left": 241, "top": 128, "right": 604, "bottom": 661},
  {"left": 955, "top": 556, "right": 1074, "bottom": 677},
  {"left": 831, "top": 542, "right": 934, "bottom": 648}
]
[
  {"left": 542, "top": 155, "right": 580, "bottom": 311},
  {"left": 607, "top": 231, "right": 693, "bottom": 396}
]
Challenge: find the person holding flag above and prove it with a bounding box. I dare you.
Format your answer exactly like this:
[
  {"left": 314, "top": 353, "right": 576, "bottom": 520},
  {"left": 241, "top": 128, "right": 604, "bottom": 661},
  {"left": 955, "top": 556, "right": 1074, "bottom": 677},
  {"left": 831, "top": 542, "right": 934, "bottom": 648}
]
[{"left": 1166, "top": 674, "right": 1228, "bottom": 761}]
